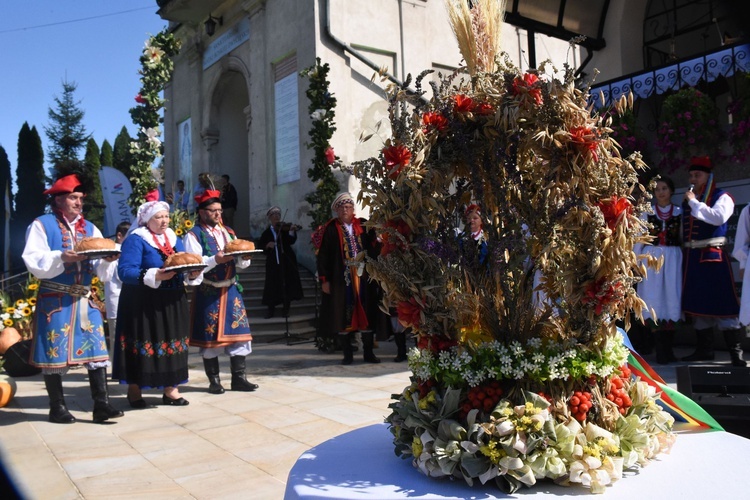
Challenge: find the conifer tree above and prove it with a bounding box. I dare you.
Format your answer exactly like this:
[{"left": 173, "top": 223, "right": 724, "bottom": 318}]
[
  {"left": 45, "top": 79, "right": 90, "bottom": 167},
  {"left": 0, "top": 145, "right": 11, "bottom": 273},
  {"left": 12, "top": 123, "right": 46, "bottom": 269},
  {"left": 100, "top": 139, "right": 114, "bottom": 167},
  {"left": 113, "top": 126, "right": 133, "bottom": 178},
  {"left": 84, "top": 138, "right": 105, "bottom": 230}
]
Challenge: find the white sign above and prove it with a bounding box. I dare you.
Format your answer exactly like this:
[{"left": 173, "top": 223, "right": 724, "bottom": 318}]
[
  {"left": 274, "top": 73, "right": 301, "bottom": 185},
  {"left": 203, "top": 19, "right": 250, "bottom": 70},
  {"left": 98, "top": 166, "right": 134, "bottom": 236}
]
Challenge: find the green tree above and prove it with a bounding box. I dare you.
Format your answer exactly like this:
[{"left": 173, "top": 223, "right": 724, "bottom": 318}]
[
  {"left": 84, "top": 138, "right": 105, "bottom": 231},
  {"left": 100, "top": 139, "right": 113, "bottom": 167},
  {"left": 0, "top": 145, "right": 11, "bottom": 273},
  {"left": 45, "top": 79, "right": 90, "bottom": 166},
  {"left": 113, "top": 126, "right": 133, "bottom": 178},
  {"left": 11, "top": 123, "right": 46, "bottom": 270}
]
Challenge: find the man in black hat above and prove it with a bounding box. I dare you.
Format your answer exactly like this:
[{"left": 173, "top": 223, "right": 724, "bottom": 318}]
[
  {"left": 681, "top": 156, "right": 746, "bottom": 366},
  {"left": 22, "top": 164, "right": 124, "bottom": 423}
]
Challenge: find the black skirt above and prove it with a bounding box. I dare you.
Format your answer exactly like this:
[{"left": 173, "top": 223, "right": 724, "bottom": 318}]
[{"left": 112, "top": 283, "right": 190, "bottom": 388}]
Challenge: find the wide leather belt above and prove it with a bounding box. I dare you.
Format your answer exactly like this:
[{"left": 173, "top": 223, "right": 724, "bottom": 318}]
[
  {"left": 203, "top": 277, "right": 236, "bottom": 288},
  {"left": 683, "top": 236, "right": 726, "bottom": 249},
  {"left": 40, "top": 280, "right": 93, "bottom": 330}
]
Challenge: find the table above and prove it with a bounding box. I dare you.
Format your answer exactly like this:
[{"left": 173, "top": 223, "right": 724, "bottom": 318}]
[{"left": 285, "top": 423, "right": 750, "bottom": 499}]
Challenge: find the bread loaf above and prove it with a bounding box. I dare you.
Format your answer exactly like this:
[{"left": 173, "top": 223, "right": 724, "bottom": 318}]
[
  {"left": 225, "top": 239, "right": 255, "bottom": 253},
  {"left": 164, "top": 252, "right": 203, "bottom": 268},
  {"left": 75, "top": 237, "right": 116, "bottom": 252}
]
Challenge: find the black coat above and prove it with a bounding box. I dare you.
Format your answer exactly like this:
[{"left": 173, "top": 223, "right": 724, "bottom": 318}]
[{"left": 258, "top": 225, "right": 303, "bottom": 306}]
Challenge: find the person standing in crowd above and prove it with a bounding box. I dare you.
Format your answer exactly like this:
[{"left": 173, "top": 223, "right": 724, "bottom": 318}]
[
  {"left": 173, "top": 180, "right": 189, "bottom": 212},
  {"left": 258, "top": 207, "right": 303, "bottom": 318},
  {"left": 681, "top": 156, "right": 746, "bottom": 367},
  {"left": 317, "top": 192, "right": 381, "bottom": 365},
  {"left": 113, "top": 192, "right": 201, "bottom": 407},
  {"left": 99, "top": 220, "right": 131, "bottom": 354},
  {"left": 220, "top": 174, "right": 238, "bottom": 228},
  {"left": 635, "top": 176, "right": 682, "bottom": 364},
  {"left": 731, "top": 203, "right": 750, "bottom": 365},
  {"left": 184, "top": 189, "right": 258, "bottom": 394},
  {"left": 22, "top": 166, "right": 123, "bottom": 424}
]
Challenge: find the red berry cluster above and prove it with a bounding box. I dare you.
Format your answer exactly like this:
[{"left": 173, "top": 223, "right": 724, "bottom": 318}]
[
  {"left": 460, "top": 381, "right": 503, "bottom": 419},
  {"left": 606, "top": 376, "right": 632, "bottom": 415},
  {"left": 569, "top": 390, "right": 593, "bottom": 422},
  {"left": 619, "top": 364, "right": 632, "bottom": 379}
]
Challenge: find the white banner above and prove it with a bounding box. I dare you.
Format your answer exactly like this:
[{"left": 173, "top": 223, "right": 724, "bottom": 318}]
[{"left": 98, "top": 166, "right": 134, "bottom": 236}]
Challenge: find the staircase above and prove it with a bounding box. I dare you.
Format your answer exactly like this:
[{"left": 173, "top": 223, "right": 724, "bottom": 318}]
[{"left": 237, "top": 252, "right": 319, "bottom": 343}]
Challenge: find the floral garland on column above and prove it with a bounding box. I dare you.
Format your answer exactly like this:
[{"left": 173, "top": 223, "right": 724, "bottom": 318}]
[
  {"left": 128, "top": 29, "right": 181, "bottom": 211},
  {"left": 300, "top": 58, "right": 341, "bottom": 230}
]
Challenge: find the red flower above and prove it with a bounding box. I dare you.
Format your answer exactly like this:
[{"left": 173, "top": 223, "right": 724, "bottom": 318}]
[
  {"left": 453, "top": 94, "right": 475, "bottom": 113},
  {"left": 383, "top": 144, "right": 412, "bottom": 179},
  {"left": 582, "top": 278, "right": 624, "bottom": 315},
  {"left": 324, "top": 146, "right": 336, "bottom": 165},
  {"left": 167, "top": 348, "right": 174, "bottom": 355},
  {"left": 422, "top": 112, "right": 449, "bottom": 133},
  {"left": 569, "top": 126, "right": 600, "bottom": 161},
  {"left": 381, "top": 219, "right": 411, "bottom": 255},
  {"left": 597, "top": 196, "right": 632, "bottom": 230},
  {"left": 397, "top": 297, "right": 422, "bottom": 328},
  {"left": 475, "top": 102, "right": 494, "bottom": 115},
  {"left": 135, "top": 93, "right": 146, "bottom": 104},
  {"left": 512, "top": 73, "right": 543, "bottom": 106}
]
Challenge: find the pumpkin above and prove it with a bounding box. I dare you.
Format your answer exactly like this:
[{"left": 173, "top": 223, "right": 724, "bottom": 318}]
[
  {"left": 0, "top": 327, "right": 22, "bottom": 355},
  {"left": 0, "top": 374, "right": 17, "bottom": 408}
]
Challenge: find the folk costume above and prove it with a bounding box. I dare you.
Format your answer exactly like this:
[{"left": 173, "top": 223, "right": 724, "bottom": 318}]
[
  {"left": 258, "top": 206, "right": 303, "bottom": 318},
  {"left": 113, "top": 199, "right": 196, "bottom": 398},
  {"left": 317, "top": 192, "right": 381, "bottom": 364},
  {"left": 22, "top": 172, "right": 122, "bottom": 424},
  {"left": 184, "top": 189, "right": 258, "bottom": 393},
  {"left": 681, "top": 156, "right": 745, "bottom": 366}
]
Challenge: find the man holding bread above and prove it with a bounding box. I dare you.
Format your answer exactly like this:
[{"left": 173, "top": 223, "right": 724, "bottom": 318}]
[
  {"left": 22, "top": 162, "right": 123, "bottom": 424},
  {"left": 184, "top": 189, "right": 259, "bottom": 393}
]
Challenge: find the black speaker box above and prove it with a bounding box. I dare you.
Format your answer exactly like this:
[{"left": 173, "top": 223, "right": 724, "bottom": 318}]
[
  {"left": 676, "top": 365, "right": 750, "bottom": 438},
  {"left": 1, "top": 340, "right": 41, "bottom": 377}
]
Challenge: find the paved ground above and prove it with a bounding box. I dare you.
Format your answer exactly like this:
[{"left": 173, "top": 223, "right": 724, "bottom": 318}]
[{"left": 0, "top": 340, "right": 741, "bottom": 499}]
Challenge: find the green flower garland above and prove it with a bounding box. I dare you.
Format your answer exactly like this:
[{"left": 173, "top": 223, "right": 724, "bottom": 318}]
[{"left": 128, "top": 29, "right": 181, "bottom": 211}]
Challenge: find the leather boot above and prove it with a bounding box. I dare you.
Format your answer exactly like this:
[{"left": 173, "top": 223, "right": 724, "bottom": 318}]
[
  {"left": 229, "top": 356, "right": 259, "bottom": 391},
  {"left": 203, "top": 357, "right": 225, "bottom": 394},
  {"left": 362, "top": 331, "right": 381, "bottom": 364},
  {"left": 394, "top": 330, "right": 407, "bottom": 362},
  {"left": 89, "top": 367, "right": 124, "bottom": 423},
  {"left": 340, "top": 332, "right": 353, "bottom": 365},
  {"left": 682, "top": 328, "right": 715, "bottom": 362},
  {"left": 44, "top": 374, "right": 75, "bottom": 424},
  {"left": 722, "top": 328, "right": 748, "bottom": 367}
]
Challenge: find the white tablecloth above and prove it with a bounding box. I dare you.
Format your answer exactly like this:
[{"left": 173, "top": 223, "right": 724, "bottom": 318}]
[{"left": 285, "top": 423, "right": 750, "bottom": 499}]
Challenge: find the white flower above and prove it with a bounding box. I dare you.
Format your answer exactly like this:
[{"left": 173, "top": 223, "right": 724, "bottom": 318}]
[
  {"left": 143, "top": 44, "right": 165, "bottom": 68},
  {"left": 310, "top": 109, "right": 326, "bottom": 121},
  {"left": 142, "top": 127, "right": 162, "bottom": 148},
  {"left": 0, "top": 313, "right": 9, "bottom": 321}
]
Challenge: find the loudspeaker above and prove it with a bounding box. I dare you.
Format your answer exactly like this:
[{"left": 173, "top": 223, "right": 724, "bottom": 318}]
[
  {"left": 676, "top": 365, "right": 750, "bottom": 438},
  {"left": 1, "top": 340, "right": 41, "bottom": 377}
]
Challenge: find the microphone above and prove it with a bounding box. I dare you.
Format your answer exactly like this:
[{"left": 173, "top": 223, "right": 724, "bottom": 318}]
[{"left": 689, "top": 184, "right": 695, "bottom": 192}]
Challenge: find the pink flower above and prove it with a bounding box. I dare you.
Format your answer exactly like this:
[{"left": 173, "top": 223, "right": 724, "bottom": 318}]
[
  {"left": 324, "top": 147, "right": 336, "bottom": 165},
  {"left": 135, "top": 94, "right": 146, "bottom": 104}
]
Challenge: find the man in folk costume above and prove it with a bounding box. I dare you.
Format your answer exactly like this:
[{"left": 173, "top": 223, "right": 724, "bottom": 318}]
[
  {"left": 681, "top": 156, "right": 746, "bottom": 366},
  {"left": 184, "top": 189, "right": 259, "bottom": 393},
  {"left": 317, "top": 192, "right": 381, "bottom": 365},
  {"left": 22, "top": 165, "right": 124, "bottom": 423}
]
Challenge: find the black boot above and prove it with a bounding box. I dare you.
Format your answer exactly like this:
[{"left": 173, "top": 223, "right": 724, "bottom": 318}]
[
  {"left": 203, "top": 357, "right": 225, "bottom": 394},
  {"left": 682, "top": 328, "right": 715, "bottom": 362},
  {"left": 394, "top": 330, "right": 407, "bottom": 362},
  {"left": 340, "top": 332, "right": 353, "bottom": 365},
  {"left": 44, "top": 374, "right": 75, "bottom": 424},
  {"left": 229, "top": 356, "right": 259, "bottom": 391},
  {"left": 89, "top": 367, "right": 124, "bottom": 423},
  {"left": 655, "top": 330, "right": 676, "bottom": 364},
  {"left": 722, "top": 328, "right": 748, "bottom": 367},
  {"left": 362, "top": 331, "right": 381, "bottom": 364}
]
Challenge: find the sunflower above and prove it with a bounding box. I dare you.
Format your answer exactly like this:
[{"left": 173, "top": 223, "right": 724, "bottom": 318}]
[
  {"left": 91, "top": 286, "right": 99, "bottom": 295},
  {"left": 28, "top": 283, "right": 39, "bottom": 291},
  {"left": 22, "top": 307, "right": 32, "bottom": 316},
  {"left": 15, "top": 299, "right": 24, "bottom": 307},
  {"left": 28, "top": 298, "right": 37, "bottom": 306},
  {"left": 3, "top": 318, "right": 12, "bottom": 327},
  {"left": 184, "top": 219, "right": 194, "bottom": 229},
  {"left": 91, "top": 277, "right": 100, "bottom": 285},
  {"left": 175, "top": 228, "right": 184, "bottom": 236},
  {"left": 5, "top": 307, "right": 14, "bottom": 314}
]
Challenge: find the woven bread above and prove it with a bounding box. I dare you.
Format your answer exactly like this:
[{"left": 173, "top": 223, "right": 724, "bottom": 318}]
[
  {"left": 225, "top": 239, "right": 255, "bottom": 253},
  {"left": 164, "top": 252, "right": 203, "bottom": 267},
  {"left": 75, "top": 237, "right": 116, "bottom": 252}
]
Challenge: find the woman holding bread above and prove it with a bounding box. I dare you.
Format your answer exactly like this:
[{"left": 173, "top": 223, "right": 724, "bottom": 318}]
[{"left": 113, "top": 192, "right": 202, "bottom": 407}]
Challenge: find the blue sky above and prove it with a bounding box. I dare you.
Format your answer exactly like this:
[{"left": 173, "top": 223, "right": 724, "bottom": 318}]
[{"left": 1, "top": 2, "right": 167, "bottom": 181}]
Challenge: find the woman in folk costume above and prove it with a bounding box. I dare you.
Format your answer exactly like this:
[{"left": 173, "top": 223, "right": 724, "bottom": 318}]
[
  {"left": 22, "top": 165, "right": 123, "bottom": 424},
  {"left": 184, "top": 189, "right": 258, "bottom": 394},
  {"left": 635, "top": 176, "right": 682, "bottom": 364},
  {"left": 459, "top": 203, "right": 488, "bottom": 266},
  {"left": 317, "top": 192, "right": 381, "bottom": 365},
  {"left": 113, "top": 191, "right": 201, "bottom": 407},
  {"left": 681, "top": 156, "right": 745, "bottom": 366}
]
